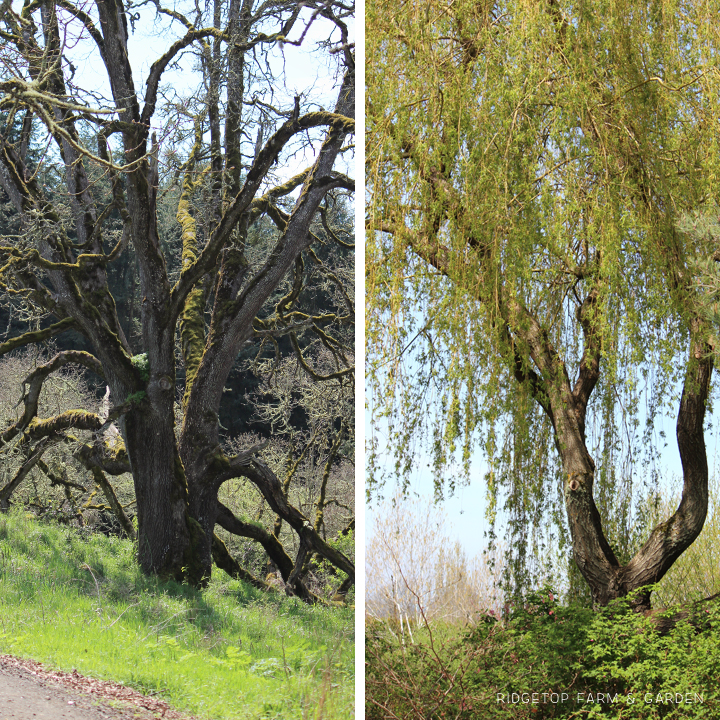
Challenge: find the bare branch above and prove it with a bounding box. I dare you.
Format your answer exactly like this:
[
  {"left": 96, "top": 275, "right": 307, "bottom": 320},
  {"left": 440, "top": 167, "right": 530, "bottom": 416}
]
[{"left": 0, "top": 435, "right": 59, "bottom": 509}]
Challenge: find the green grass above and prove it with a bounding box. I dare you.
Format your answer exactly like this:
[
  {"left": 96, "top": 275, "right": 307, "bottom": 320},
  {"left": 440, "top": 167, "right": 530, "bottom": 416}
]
[{"left": 0, "top": 510, "right": 353, "bottom": 720}]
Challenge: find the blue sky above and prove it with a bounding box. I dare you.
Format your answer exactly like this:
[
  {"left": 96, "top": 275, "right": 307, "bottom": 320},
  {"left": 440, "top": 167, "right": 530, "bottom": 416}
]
[{"left": 366, "top": 383, "right": 720, "bottom": 563}]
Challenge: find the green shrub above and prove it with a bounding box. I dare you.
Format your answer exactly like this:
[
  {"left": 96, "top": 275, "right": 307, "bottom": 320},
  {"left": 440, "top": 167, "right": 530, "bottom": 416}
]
[{"left": 366, "top": 588, "right": 720, "bottom": 719}]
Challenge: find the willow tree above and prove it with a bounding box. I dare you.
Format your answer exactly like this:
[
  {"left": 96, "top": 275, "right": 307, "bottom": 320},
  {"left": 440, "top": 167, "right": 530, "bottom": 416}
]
[
  {"left": 367, "top": 0, "right": 720, "bottom": 609},
  {"left": 0, "top": 0, "right": 354, "bottom": 590}
]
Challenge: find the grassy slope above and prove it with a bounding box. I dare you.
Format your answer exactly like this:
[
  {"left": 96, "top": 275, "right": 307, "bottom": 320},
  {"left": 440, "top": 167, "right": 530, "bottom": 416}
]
[{"left": 0, "top": 510, "right": 353, "bottom": 720}]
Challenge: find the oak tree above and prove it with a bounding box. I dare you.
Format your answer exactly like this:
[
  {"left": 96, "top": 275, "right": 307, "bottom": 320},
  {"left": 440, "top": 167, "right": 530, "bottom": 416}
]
[{"left": 0, "top": 0, "right": 355, "bottom": 591}]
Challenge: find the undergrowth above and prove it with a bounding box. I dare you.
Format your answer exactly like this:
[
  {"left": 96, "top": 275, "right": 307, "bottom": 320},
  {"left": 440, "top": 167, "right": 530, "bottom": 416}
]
[
  {"left": 0, "top": 509, "right": 353, "bottom": 720},
  {"left": 366, "top": 588, "right": 720, "bottom": 719}
]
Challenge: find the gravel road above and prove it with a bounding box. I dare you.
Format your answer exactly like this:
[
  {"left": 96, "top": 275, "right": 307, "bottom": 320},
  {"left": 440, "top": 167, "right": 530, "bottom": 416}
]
[{"left": 0, "top": 654, "right": 196, "bottom": 720}]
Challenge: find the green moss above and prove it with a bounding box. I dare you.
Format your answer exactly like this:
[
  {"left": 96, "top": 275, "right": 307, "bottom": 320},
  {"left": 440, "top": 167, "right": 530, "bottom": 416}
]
[
  {"left": 209, "top": 451, "right": 232, "bottom": 473},
  {"left": 28, "top": 409, "right": 99, "bottom": 436},
  {"left": 123, "top": 391, "right": 147, "bottom": 404},
  {"left": 173, "top": 453, "right": 189, "bottom": 489},
  {"left": 0, "top": 318, "right": 75, "bottom": 357},
  {"left": 179, "top": 285, "right": 207, "bottom": 406}
]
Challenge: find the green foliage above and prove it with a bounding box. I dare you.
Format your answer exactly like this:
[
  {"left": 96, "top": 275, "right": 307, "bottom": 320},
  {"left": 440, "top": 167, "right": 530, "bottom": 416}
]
[
  {"left": 326, "top": 528, "right": 353, "bottom": 561},
  {"left": 0, "top": 510, "right": 353, "bottom": 719},
  {"left": 130, "top": 353, "right": 150, "bottom": 383},
  {"left": 366, "top": 588, "right": 720, "bottom": 719},
  {"left": 366, "top": 0, "right": 720, "bottom": 598}
]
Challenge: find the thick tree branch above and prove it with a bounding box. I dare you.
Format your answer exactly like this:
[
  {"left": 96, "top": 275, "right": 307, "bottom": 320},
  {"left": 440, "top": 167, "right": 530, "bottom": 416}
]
[
  {"left": 215, "top": 503, "right": 316, "bottom": 602},
  {"left": 571, "top": 287, "right": 602, "bottom": 439},
  {"left": 0, "top": 351, "right": 104, "bottom": 444},
  {"left": 74, "top": 439, "right": 131, "bottom": 476},
  {"left": 622, "top": 329, "right": 713, "bottom": 605},
  {"left": 169, "top": 109, "right": 354, "bottom": 320},
  {"left": 211, "top": 534, "right": 271, "bottom": 590},
  {"left": 216, "top": 501, "right": 294, "bottom": 579},
  {"left": 0, "top": 317, "right": 76, "bottom": 357},
  {"left": 235, "top": 458, "right": 354, "bottom": 583}
]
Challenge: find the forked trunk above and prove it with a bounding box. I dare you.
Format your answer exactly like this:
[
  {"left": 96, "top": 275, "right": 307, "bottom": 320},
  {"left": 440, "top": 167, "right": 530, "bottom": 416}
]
[{"left": 559, "top": 333, "right": 712, "bottom": 610}]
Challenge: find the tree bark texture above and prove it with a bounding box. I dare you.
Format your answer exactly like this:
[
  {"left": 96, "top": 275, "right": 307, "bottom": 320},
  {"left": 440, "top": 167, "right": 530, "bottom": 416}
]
[{"left": 558, "top": 331, "right": 712, "bottom": 609}]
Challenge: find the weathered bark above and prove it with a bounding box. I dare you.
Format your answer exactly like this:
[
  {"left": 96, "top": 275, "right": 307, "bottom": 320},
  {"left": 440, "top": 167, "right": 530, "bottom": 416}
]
[
  {"left": 178, "top": 65, "right": 356, "bottom": 583},
  {"left": 552, "top": 325, "right": 712, "bottom": 609},
  {"left": 123, "top": 402, "right": 197, "bottom": 580},
  {"left": 0, "top": 0, "right": 354, "bottom": 590}
]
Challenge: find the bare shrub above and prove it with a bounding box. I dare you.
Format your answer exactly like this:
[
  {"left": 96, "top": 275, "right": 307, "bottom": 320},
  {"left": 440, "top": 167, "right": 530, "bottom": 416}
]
[
  {"left": 0, "top": 349, "right": 134, "bottom": 527},
  {"left": 366, "top": 494, "right": 504, "bottom": 630}
]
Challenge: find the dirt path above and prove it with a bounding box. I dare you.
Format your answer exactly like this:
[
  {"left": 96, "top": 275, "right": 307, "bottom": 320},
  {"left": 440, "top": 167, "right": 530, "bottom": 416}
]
[{"left": 0, "top": 654, "right": 196, "bottom": 720}]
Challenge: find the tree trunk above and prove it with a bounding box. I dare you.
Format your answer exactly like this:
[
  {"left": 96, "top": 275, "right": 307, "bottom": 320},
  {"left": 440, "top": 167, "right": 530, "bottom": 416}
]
[
  {"left": 559, "top": 332, "right": 713, "bottom": 610},
  {"left": 122, "top": 402, "right": 197, "bottom": 581},
  {"left": 0, "top": 4, "right": 354, "bottom": 591},
  {"left": 185, "top": 475, "right": 220, "bottom": 585}
]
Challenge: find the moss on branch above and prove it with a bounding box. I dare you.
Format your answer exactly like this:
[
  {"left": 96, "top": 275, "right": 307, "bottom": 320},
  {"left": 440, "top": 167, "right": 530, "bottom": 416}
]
[{"left": 0, "top": 317, "right": 76, "bottom": 357}]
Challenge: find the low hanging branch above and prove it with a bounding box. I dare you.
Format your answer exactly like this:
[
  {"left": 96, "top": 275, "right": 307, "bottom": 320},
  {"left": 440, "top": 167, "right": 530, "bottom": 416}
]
[
  {"left": 0, "top": 435, "right": 59, "bottom": 509},
  {"left": 233, "top": 457, "right": 355, "bottom": 584},
  {"left": 0, "top": 318, "right": 76, "bottom": 358},
  {"left": 216, "top": 500, "right": 296, "bottom": 580},
  {"left": 214, "top": 504, "right": 318, "bottom": 602},
  {"left": 1, "top": 350, "right": 104, "bottom": 444},
  {"left": 211, "top": 534, "right": 277, "bottom": 592}
]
